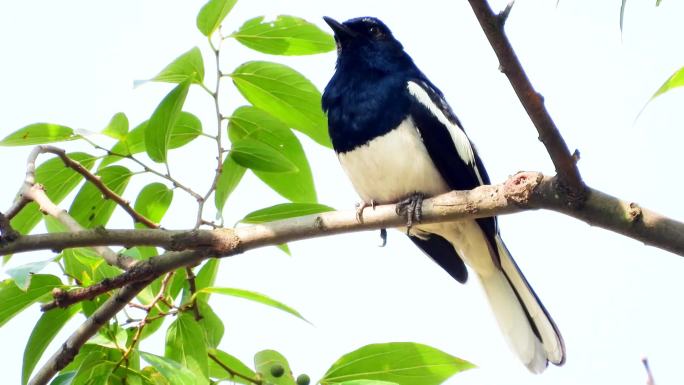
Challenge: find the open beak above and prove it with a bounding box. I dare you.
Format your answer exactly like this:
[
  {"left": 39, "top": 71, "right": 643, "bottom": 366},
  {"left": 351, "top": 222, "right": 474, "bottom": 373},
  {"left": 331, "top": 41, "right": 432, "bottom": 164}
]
[{"left": 323, "top": 16, "right": 357, "bottom": 39}]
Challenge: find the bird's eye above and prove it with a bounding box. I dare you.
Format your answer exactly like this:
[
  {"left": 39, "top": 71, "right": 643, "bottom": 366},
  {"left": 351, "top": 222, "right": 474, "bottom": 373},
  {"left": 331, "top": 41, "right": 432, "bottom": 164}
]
[{"left": 369, "top": 26, "right": 382, "bottom": 37}]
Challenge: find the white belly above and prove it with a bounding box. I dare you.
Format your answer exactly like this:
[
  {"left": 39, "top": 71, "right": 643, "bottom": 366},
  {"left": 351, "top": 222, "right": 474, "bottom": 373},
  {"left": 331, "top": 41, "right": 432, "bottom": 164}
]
[{"left": 337, "top": 118, "right": 449, "bottom": 203}]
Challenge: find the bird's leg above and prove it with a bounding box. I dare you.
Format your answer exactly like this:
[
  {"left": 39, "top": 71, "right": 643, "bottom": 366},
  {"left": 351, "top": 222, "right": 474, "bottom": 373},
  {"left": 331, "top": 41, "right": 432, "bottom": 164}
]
[
  {"left": 355, "top": 199, "right": 376, "bottom": 223},
  {"left": 396, "top": 192, "right": 424, "bottom": 231}
]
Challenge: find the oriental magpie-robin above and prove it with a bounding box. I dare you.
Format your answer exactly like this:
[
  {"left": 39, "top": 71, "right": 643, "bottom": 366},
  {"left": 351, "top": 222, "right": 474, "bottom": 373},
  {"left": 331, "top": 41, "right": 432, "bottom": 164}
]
[{"left": 322, "top": 16, "right": 565, "bottom": 373}]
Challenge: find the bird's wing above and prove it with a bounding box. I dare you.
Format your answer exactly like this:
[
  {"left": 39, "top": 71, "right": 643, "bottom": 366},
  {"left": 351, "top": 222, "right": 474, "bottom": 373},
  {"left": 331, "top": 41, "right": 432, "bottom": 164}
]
[{"left": 406, "top": 79, "right": 498, "bottom": 260}]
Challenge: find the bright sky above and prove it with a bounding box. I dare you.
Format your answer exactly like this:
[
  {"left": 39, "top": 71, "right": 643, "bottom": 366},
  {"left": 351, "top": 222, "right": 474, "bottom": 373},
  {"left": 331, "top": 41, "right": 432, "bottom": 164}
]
[{"left": 1, "top": 1, "right": 684, "bottom": 385}]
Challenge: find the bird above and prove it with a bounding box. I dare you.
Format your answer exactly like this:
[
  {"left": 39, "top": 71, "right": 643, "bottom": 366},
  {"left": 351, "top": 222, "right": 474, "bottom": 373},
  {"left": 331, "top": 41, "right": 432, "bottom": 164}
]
[{"left": 321, "top": 16, "right": 565, "bottom": 373}]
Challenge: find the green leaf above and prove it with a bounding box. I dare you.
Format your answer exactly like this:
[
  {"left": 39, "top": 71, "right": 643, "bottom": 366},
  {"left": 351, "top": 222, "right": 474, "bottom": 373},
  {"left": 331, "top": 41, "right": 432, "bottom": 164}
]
[
  {"left": 254, "top": 350, "right": 296, "bottom": 385},
  {"left": 134, "top": 182, "right": 173, "bottom": 227},
  {"left": 143, "top": 352, "right": 203, "bottom": 385},
  {"left": 196, "top": 0, "right": 238, "bottom": 36},
  {"left": 68, "top": 165, "right": 133, "bottom": 228},
  {"left": 145, "top": 81, "right": 191, "bottom": 163},
  {"left": 63, "top": 248, "right": 121, "bottom": 287},
  {"left": 133, "top": 183, "right": 172, "bottom": 258},
  {"left": 338, "top": 381, "right": 399, "bottom": 385},
  {"left": 71, "top": 351, "right": 115, "bottom": 385},
  {"left": 242, "top": 203, "right": 333, "bottom": 224},
  {"left": 90, "top": 324, "right": 128, "bottom": 350},
  {"left": 22, "top": 304, "right": 81, "bottom": 385},
  {"left": 49, "top": 372, "right": 76, "bottom": 385},
  {"left": 153, "top": 47, "right": 205, "bottom": 84},
  {"left": 277, "top": 243, "right": 291, "bottom": 256},
  {"left": 651, "top": 66, "right": 684, "bottom": 99},
  {"left": 214, "top": 156, "right": 246, "bottom": 214},
  {"left": 0, "top": 123, "right": 75, "bottom": 146},
  {"left": 321, "top": 342, "right": 475, "bottom": 385},
  {"left": 44, "top": 215, "right": 68, "bottom": 233},
  {"left": 0, "top": 274, "right": 62, "bottom": 327},
  {"left": 196, "top": 287, "right": 308, "bottom": 322},
  {"left": 165, "top": 313, "right": 209, "bottom": 380},
  {"left": 208, "top": 349, "right": 256, "bottom": 385},
  {"left": 195, "top": 259, "right": 219, "bottom": 292},
  {"left": 102, "top": 112, "right": 129, "bottom": 140},
  {"left": 5, "top": 258, "right": 53, "bottom": 291},
  {"left": 101, "top": 112, "right": 202, "bottom": 168},
  {"left": 231, "top": 16, "right": 335, "bottom": 55},
  {"left": 229, "top": 106, "right": 316, "bottom": 202},
  {"left": 230, "top": 137, "right": 299, "bottom": 173},
  {"left": 9, "top": 152, "right": 97, "bottom": 237},
  {"left": 197, "top": 301, "right": 224, "bottom": 348},
  {"left": 61, "top": 345, "right": 112, "bottom": 373},
  {"left": 656, "top": 0, "right": 662, "bottom": 5},
  {"left": 231, "top": 61, "right": 331, "bottom": 147}
]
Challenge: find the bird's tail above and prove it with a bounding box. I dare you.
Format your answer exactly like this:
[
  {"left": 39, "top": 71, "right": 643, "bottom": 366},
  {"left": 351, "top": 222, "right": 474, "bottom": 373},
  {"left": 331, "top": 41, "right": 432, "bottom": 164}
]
[{"left": 477, "top": 235, "right": 565, "bottom": 373}]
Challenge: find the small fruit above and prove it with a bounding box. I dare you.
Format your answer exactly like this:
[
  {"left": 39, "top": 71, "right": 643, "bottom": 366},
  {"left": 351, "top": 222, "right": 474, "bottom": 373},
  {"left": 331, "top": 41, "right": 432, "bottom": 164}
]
[
  {"left": 270, "top": 364, "right": 285, "bottom": 378},
  {"left": 296, "top": 374, "right": 310, "bottom": 385}
]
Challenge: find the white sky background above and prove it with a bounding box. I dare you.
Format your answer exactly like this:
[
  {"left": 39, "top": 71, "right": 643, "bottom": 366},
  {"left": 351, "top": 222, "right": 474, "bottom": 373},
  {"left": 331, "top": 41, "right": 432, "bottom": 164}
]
[{"left": 1, "top": 1, "right": 684, "bottom": 384}]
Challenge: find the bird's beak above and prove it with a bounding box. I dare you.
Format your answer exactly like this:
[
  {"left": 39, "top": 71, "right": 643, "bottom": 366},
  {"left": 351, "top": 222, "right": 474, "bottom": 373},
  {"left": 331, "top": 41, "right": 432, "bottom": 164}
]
[{"left": 323, "top": 16, "right": 357, "bottom": 40}]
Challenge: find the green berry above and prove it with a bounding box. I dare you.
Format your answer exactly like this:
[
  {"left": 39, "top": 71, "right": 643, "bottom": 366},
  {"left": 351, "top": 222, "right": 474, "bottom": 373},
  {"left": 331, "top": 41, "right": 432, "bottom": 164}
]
[
  {"left": 270, "top": 364, "right": 285, "bottom": 378},
  {"left": 296, "top": 374, "right": 310, "bottom": 385}
]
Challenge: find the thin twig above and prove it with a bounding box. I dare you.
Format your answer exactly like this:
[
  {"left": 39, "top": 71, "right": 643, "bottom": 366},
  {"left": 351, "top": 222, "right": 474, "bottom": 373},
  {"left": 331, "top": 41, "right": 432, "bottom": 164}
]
[
  {"left": 642, "top": 357, "right": 656, "bottom": 385},
  {"left": 0, "top": 211, "right": 19, "bottom": 241},
  {"left": 28, "top": 146, "right": 159, "bottom": 228},
  {"left": 41, "top": 266, "right": 150, "bottom": 311},
  {"left": 196, "top": 38, "right": 226, "bottom": 229},
  {"left": 467, "top": 0, "right": 585, "bottom": 197},
  {"left": 81, "top": 137, "right": 203, "bottom": 201},
  {"left": 117, "top": 272, "right": 176, "bottom": 367},
  {"left": 209, "top": 352, "right": 263, "bottom": 385},
  {"left": 184, "top": 266, "right": 203, "bottom": 321},
  {"left": 5, "top": 196, "right": 30, "bottom": 220}
]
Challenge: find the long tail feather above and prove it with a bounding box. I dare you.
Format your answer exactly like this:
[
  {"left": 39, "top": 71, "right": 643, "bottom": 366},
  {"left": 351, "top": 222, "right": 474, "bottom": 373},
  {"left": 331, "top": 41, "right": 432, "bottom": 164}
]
[{"left": 477, "top": 235, "right": 565, "bottom": 372}]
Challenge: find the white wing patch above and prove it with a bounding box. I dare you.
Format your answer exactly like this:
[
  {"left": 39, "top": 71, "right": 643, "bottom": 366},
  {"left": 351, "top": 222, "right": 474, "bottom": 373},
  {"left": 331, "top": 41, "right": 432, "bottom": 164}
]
[{"left": 406, "top": 81, "right": 484, "bottom": 185}]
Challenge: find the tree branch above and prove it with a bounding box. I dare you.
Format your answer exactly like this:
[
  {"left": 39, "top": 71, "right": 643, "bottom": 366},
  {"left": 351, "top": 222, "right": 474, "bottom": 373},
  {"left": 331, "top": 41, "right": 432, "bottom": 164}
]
[
  {"left": 79, "top": 136, "right": 204, "bottom": 202},
  {"left": 0, "top": 211, "right": 19, "bottom": 242},
  {"left": 27, "top": 279, "right": 153, "bottom": 385},
  {"left": 195, "top": 37, "right": 226, "bottom": 228},
  {"left": 23, "top": 183, "right": 136, "bottom": 270},
  {"left": 5, "top": 172, "right": 684, "bottom": 261},
  {"left": 467, "top": 0, "right": 585, "bottom": 195},
  {"left": 30, "top": 146, "right": 159, "bottom": 228}
]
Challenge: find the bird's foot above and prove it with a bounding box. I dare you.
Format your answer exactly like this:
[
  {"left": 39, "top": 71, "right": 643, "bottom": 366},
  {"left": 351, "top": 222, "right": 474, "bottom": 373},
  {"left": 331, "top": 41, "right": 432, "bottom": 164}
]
[
  {"left": 396, "top": 193, "right": 424, "bottom": 232},
  {"left": 355, "top": 200, "right": 376, "bottom": 223}
]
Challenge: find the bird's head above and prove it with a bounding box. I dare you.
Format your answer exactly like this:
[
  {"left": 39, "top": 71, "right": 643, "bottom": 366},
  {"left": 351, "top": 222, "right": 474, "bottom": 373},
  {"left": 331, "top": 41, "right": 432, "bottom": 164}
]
[{"left": 323, "top": 16, "right": 410, "bottom": 73}]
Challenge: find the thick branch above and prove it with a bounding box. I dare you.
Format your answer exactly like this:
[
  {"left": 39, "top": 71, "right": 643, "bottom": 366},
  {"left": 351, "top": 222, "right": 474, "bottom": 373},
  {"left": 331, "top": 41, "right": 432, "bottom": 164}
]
[
  {"left": 6, "top": 173, "right": 684, "bottom": 260},
  {"left": 468, "top": 0, "right": 584, "bottom": 194}
]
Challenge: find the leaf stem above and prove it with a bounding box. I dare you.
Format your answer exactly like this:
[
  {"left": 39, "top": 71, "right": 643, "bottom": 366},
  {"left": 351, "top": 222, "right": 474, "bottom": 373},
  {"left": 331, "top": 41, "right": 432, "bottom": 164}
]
[
  {"left": 195, "top": 37, "right": 226, "bottom": 228},
  {"left": 208, "top": 352, "right": 263, "bottom": 385}
]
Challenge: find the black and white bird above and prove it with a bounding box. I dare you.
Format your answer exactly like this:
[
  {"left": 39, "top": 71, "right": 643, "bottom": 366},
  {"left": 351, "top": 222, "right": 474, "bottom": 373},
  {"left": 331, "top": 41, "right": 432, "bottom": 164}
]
[{"left": 321, "top": 16, "right": 565, "bottom": 373}]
